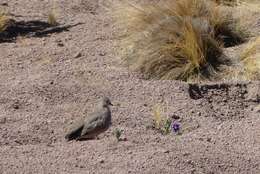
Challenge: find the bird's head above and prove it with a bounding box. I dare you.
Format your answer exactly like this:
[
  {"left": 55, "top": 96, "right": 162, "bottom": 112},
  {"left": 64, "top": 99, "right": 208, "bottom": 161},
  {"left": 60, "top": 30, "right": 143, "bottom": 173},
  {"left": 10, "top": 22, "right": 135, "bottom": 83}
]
[{"left": 102, "top": 97, "right": 113, "bottom": 107}]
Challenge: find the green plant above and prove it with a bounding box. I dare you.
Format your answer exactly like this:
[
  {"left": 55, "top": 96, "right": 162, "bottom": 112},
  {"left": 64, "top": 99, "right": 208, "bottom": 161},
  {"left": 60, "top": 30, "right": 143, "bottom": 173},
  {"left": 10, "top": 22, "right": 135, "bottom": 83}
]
[
  {"left": 113, "top": 128, "right": 123, "bottom": 141},
  {"left": 162, "top": 118, "right": 172, "bottom": 135},
  {"left": 152, "top": 104, "right": 172, "bottom": 135}
]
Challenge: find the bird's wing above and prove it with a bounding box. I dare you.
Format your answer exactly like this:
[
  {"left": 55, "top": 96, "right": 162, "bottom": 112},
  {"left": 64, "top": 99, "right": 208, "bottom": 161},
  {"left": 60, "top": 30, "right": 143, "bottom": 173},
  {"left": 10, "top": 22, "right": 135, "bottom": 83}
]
[{"left": 80, "top": 111, "right": 106, "bottom": 136}]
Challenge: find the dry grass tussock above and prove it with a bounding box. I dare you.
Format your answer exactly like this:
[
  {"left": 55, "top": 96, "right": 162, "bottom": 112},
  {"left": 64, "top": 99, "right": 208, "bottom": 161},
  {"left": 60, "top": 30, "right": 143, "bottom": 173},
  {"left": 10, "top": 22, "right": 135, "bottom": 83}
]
[
  {"left": 0, "top": 12, "right": 12, "bottom": 33},
  {"left": 233, "top": 0, "right": 260, "bottom": 37},
  {"left": 213, "top": 0, "right": 240, "bottom": 6},
  {"left": 239, "top": 37, "right": 260, "bottom": 80},
  {"left": 113, "top": 0, "right": 246, "bottom": 81},
  {"left": 213, "top": 0, "right": 260, "bottom": 6},
  {"left": 48, "top": 0, "right": 58, "bottom": 26},
  {"left": 152, "top": 104, "right": 171, "bottom": 135},
  {"left": 48, "top": 10, "right": 58, "bottom": 26}
]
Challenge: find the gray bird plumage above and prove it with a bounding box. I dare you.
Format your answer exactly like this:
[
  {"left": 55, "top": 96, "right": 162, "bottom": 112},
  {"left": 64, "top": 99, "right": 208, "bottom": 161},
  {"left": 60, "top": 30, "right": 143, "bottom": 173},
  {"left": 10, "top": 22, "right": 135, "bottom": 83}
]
[{"left": 65, "top": 97, "right": 113, "bottom": 141}]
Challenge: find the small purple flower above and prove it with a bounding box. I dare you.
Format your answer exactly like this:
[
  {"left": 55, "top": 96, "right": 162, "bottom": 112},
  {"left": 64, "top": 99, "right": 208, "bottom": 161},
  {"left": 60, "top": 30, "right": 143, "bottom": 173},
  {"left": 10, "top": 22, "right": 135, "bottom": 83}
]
[{"left": 171, "top": 121, "right": 180, "bottom": 132}]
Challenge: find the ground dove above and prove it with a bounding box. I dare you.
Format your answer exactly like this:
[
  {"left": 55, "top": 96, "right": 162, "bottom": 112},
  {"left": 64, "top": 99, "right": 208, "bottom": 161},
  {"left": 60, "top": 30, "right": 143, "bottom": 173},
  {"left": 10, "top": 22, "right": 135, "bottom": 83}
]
[{"left": 65, "top": 97, "right": 113, "bottom": 141}]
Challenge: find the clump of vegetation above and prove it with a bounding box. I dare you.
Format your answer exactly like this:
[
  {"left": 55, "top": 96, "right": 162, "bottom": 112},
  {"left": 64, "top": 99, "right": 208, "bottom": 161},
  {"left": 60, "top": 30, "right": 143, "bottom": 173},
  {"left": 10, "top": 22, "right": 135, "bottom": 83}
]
[
  {"left": 152, "top": 104, "right": 172, "bottom": 135},
  {"left": 0, "top": 12, "right": 12, "bottom": 33},
  {"left": 153, "top": 104, "right": 163, "bottom": 130},
  {"left": 48, "top": 0, "right": 58, "bottom": 26},
  {"left": 114, "top": 0, "right": 247, "bottom": 81},
  {"left": 171, "top": 121, "right": 181, "bottom": 133},
  {"left": 48, "top": 10, "right": 58, "bottom": 26},
  {"left": 233, "top": 1, "right": 260, "bottom": 37},
  {"left": 113, "top": 128, "right": 123, "bottom": 141},
  {"left": 239, "top": 37, "right": 260, "bottom": 80},
  {"left": 213, "top": 0, "right": 240, "bottom": 6},
  {"left": 162, "top": 118, "right": 172, "bottom": 135}
]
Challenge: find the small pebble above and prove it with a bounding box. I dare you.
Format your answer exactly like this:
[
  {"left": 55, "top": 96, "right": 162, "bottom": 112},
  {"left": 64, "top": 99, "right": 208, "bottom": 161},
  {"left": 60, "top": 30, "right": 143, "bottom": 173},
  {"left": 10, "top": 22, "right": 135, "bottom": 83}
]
[
  {"left": 163, "top": 150, "right": 170, "bottom": 153},
  {"left": 99, "top": 52, "right": 106, "bottom": 56},
  {"left": 0, "top": 117, "right": 7, "bottom": 124},
  {"left": 74, "top": 52, "right": 82, "bottom": 58},
  {"left": 172, "top": 114, "right": 180, "bottom": 120},
  {"left": 13, "top": 104, "right": 19, "bottom": 110},
  {"left": 57, "top": 42, "right": 64, "bottom": 47},
  {"left": 0, "top": 2, "right": 8, "bottom": 6}
]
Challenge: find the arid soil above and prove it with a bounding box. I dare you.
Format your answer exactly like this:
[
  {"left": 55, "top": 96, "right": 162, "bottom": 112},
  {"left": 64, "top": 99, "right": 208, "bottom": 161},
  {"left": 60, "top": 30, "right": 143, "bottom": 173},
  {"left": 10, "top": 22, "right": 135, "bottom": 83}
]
[{"left": 0, "top": 0, "right": 259, "bottom": 173}]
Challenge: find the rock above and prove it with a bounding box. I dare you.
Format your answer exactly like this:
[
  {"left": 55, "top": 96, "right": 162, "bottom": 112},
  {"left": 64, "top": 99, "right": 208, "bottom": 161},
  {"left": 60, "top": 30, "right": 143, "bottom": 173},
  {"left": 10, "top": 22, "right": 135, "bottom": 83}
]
[
  {"left": 56, "top": 40, "right": 64, "bottom": 47},
  {"left": 172, "top": 114, "right": 180, "bottom": 120},
  {"left": 255, "top": 105, "right": 260, "bottom": 113},
  {"left": 74, "top": 52, "right": 82, "bottom": 58},
  {"left": 0, "top": 117, "right": 7, "bottom": 124},
  {"left": 99, "top": 52, "right": 106, "bottom": 56},
  {"left": 0, "top": 2, "right": 8, "bottom": 6},
  {"left": 13, "top": 103, "right": 20, "bottom": 110},
  {"left": 163, "top": 150, "right": 170, "bottom": 153},
  {"left": 57, "top": 42, "right": 64, "bottom": 47}
]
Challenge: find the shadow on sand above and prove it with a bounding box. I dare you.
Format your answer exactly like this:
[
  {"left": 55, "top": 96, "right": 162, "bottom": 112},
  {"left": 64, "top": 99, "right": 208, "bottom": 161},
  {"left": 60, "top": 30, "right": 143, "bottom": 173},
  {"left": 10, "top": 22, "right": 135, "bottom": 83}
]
[{"left": 0, "top": 20, "right": 83, "bottom": 43}]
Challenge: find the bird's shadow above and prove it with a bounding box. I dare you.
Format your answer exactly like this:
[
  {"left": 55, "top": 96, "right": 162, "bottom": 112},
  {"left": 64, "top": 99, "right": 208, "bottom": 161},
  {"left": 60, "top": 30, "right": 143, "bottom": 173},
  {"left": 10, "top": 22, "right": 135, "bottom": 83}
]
[
  {"left": 0, "top": 20, "right": 83, "bottom": 43},
  {"left": 76, "top": 137, "right": 96, "bottom": 141}
]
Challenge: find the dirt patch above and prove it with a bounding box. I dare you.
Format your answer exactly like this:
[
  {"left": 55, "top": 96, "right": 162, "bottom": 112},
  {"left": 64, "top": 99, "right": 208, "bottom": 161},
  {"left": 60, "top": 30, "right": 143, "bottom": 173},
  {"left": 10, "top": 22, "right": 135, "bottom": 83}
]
[{"left": 0, "top": 0, "right": 259, "bottom": 173}]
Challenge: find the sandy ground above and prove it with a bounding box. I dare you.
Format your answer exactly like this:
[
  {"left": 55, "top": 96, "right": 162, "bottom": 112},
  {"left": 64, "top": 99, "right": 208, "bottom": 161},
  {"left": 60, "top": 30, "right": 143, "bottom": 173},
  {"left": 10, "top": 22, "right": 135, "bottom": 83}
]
[{"left": 0, "top": 0, "right": 260, "bottom": 173}]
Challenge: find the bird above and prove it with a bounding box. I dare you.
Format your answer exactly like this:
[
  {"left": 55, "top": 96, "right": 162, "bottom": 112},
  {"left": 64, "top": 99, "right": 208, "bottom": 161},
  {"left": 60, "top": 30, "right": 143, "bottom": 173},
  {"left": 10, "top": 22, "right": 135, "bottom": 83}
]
[{"left": 65, "top": 97, "right": 113, "bottom": 141}]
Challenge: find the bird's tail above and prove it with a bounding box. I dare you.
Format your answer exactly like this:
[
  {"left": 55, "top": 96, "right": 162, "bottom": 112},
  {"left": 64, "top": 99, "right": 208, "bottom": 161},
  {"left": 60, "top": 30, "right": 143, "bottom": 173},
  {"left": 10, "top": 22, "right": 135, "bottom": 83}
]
[
  {"left": 65, "top": 126, "right": 83, "bottom": 141},
  {"left": 65, "top": 133, "right": 75, "bottom": 141}
]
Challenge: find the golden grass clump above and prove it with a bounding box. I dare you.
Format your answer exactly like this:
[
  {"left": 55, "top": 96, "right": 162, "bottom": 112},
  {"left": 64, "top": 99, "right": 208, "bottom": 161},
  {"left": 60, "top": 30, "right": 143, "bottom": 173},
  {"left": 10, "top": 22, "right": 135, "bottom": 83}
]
[
  {"left": 48, "top": 10, "right": 58, "bottom": 26},
  {"left": 48, "top": 0, "right": 58, "bottom": 26},
  {"left": 213, "top": 0, "right": 240, "bottom": 6},
  {"left": 153, "top": 104, "right": 163, "bottom": 129},
  {"left": 114, "top": 0, "right": 246, "bottom": 81},
  {"left": 233, "top": 0, "right": 260, "bottom": 37},
  {"left": 240, "top": 37, "right": 260, "bottom": 80},
  {"left": 152, "top": 104, "right": 171, "bottom": 134},
  {"left": 0, "top": 12, "right": 11, "bottom": 33}
]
